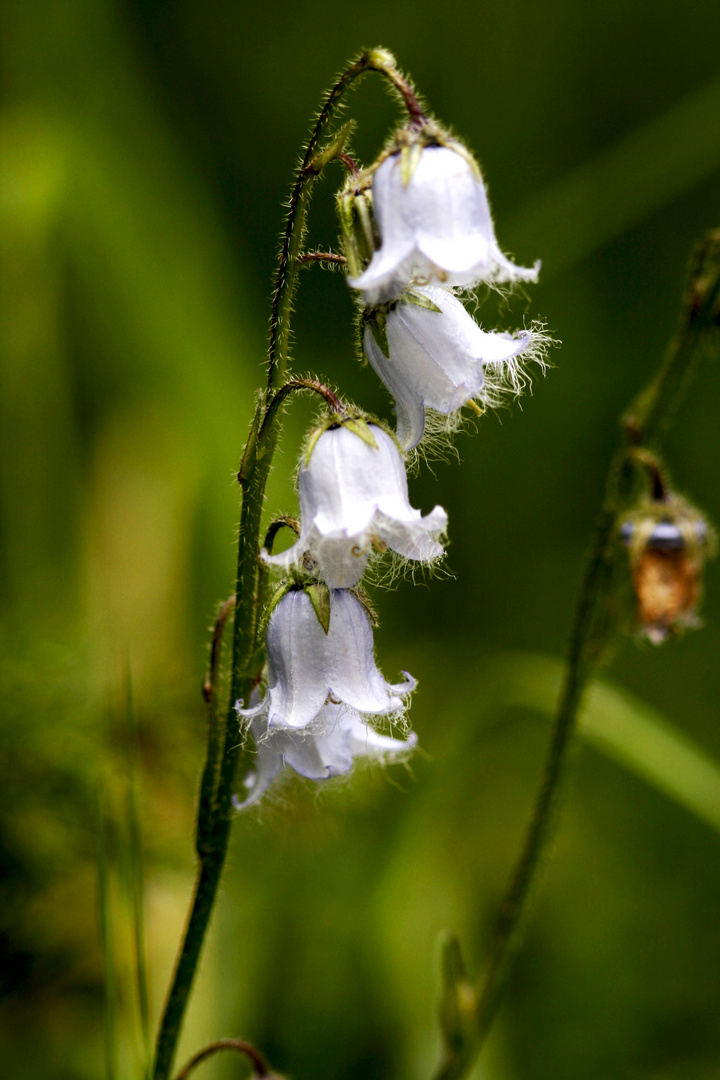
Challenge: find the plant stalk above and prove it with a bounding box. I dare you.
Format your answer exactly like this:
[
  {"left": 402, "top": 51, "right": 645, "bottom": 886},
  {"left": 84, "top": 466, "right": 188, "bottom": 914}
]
[
  {"left": 432, "top": 227, "right": 720, "bottom": 1080},
  {"left": 151, "top": 48, "right": 423, "bottom": 1080}
]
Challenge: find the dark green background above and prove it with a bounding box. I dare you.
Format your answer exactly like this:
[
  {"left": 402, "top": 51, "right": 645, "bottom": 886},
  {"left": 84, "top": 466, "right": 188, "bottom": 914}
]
[{"left": 2, "top": 1, "right": 720, "bottom": 1078}]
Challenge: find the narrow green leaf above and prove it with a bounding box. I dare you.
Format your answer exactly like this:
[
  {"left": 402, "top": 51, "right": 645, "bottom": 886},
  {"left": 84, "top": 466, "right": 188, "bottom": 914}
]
[
  {"left": 477, "top": 654, "right": 720, "bottom": 835},
  {"left": 124, "top": 684, "right": 151, "bottom": 1076},
  {"left": 96, "top": 786, "right": 118, "bottom": 1080},
  {"left": 582, "top": 679, "right": 720, "bottom": 833}
]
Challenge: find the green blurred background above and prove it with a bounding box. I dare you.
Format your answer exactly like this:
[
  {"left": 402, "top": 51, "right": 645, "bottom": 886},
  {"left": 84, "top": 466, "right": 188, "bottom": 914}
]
[{"left": 2, "top": 1, "right": 720, "bottom": 1078}]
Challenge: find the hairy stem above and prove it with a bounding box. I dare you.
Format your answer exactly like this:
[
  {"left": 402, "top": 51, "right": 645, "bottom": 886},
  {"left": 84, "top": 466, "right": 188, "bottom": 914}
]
[
  {"left": 152, "top": 455, "right": 267, "bottom": 1080},
  {"left": 433, "top": 228, "right": 720, "bottom": 1080},
  {"left": 297, "top": 250, "right": 348, "bottom": 266},
  {"left": 267, "top": 48, "right": 428, "bottom": 393},
  {"left": 471, "top": 231, "right": 720, "bottom": 1048},
  {"left": 151, "top": 47, "right": 425, "bottom": 1080}
]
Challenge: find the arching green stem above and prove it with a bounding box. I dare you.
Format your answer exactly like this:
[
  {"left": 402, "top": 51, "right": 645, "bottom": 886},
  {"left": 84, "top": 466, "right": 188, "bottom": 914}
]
[
  {"left": 267, "top": 47, "right": 428, "bottom": 393},
  {"left": 152, "top": 47, "right": 426, "bottom": 1080}
]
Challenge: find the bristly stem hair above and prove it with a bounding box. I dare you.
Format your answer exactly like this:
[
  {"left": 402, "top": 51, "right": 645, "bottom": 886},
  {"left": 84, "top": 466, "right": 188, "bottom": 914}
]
[{"left": 151, "top": 49, "right": 428, "bottom": 1080}]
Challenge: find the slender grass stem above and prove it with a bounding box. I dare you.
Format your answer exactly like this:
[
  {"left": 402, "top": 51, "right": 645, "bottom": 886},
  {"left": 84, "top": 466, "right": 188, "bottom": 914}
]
[{"left": 97, "top": 788, "right": 118, "bottom": 1080}]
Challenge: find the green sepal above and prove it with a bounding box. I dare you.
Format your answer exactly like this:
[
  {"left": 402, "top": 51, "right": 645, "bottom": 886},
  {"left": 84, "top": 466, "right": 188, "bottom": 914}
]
[
  {"left": 350, "top": 584, "right": 379, "bottom": 627},
  {"left": 337, "top": 185, "right": 377, "bottom": 278},
  {"left": 446, "top": 138, "right": 483, "bottom": 183},
  {"left": 304, "top": 412, "right": 378, "bottom": 467},
  {"left": 400, "top": 140, "right": 424, "bottom": 186},
  {"left": 402, "top": 288, "right": 443, "bottom": 313},
  {"left": 437, "top": 930, "right": 477, "bottom": 1061},
  {"left": 304, "top": 423, "right": 325, "bottom": 467},
  {"left": 342, "top": 416, "right": 378, "bottom": 449},
  {"left": 310, "top": 120, "right": 356, "bottom": 174},
  {"left": 305, "top": 581, "right": 331, "bottom": 634},
  {"left": 364, "top": 310, "right": 389, "bottom": 359},
  {"left": 354, "top": 192, "right": 377, "bottom": 263}
]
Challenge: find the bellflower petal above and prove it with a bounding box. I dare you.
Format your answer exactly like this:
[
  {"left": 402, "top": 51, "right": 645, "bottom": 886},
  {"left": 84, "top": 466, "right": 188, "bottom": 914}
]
[
  {"left": 349, "top": 145, "right": 539, "bottom": 304},
  {"left": 364, "top": 285, "right": 537, "bottom": 449},
  {"left": 235, "top": 702, "right": 417, "bottom": 808},
  {"left": 263, "top": 423, "right": 447, "bottom": 586},
  {"left": 237, "top": 588, "right": 415, "bottom": 731}
]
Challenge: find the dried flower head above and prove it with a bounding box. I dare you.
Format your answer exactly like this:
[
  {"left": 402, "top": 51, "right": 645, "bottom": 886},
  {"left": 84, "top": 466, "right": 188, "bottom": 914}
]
[{"left": 621, "top": 495, "right": 714, "bottom": 644}]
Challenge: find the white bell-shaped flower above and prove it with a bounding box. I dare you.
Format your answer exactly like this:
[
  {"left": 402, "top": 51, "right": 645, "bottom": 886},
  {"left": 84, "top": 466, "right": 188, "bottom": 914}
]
[
  {"left": 262, "top": 422, "right": 447, "bottom": 587},
  {"left": 364, "top": 285, "right": 538, "bottom": 450},
  {"left": 234, "top": 701, "right": 417, "bottom": 808},
  {"left": 349, "top": 144, "right": 539, "bottom": 304},
  {"left": 237, "top": 587, "right": 415, "bottom": 731}
]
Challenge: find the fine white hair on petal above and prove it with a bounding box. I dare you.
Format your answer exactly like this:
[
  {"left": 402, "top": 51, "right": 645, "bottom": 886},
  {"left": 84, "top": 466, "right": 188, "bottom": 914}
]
[
  {"left": 349, "top": 145, "right": 539, "bottom": 304},
  {"left": 364, "top": 287, "right": 548, "bottom": 450},
  {"left": 233, "top": 700, "right": 417, "bottom": 809},
  {"left": 236, "top": 588, "right": 415, "bottom": 732},
  {"left": 262, "top": 423, "right": 447, "bottom": 587}
]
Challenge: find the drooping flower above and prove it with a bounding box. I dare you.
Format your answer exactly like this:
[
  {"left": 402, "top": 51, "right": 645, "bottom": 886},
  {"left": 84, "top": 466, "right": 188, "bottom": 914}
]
[
  {"left": 234, "top": 701, "right": 417, "bottom": 808},
  {"left": 237, "top": 587, "right": 415, "bottom": 731},
  {"left": 348, "top": 143, "right": 539, "bottom": 304},
  {"left": 262, "top": 421, "right": 447, "bottom": 587},
  {"left": 364, "top": 285, "right": 541, "bottom": 449}
]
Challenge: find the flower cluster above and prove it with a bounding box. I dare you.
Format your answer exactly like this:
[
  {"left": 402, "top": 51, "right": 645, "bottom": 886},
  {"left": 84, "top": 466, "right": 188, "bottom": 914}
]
[
  {"left": 235, "top": 418, "right": 435, "bottom": 806},
  {"left": 344, "top": 135, "right": 548, "bottom": 449},
  {"left": 236, "top": 117, "right": 547, "bottom": 806}
]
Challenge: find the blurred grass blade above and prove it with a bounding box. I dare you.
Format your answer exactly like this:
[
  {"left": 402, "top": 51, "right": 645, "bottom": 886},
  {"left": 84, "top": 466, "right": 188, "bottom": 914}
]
[
  {"left": 97, "top": 786, "right": 118, "bottom": 1080},
  {"left": 582, "top": 679, "right": 720, "bottom": 833},
  {"left": 120, "top": 677, "right": 151, "bottom": 1077},
  {"left": 436, "top": 930, "right": 477, "bottom": 1080},
  {"left": 483, "top": 654, "right": 720, "bottom": 834},
  {"left": 127, "top": 724, "right": 151, "bottom": 1072},
  {"left": 507, "top": 75, "right": 720, "bottom": 278}
]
